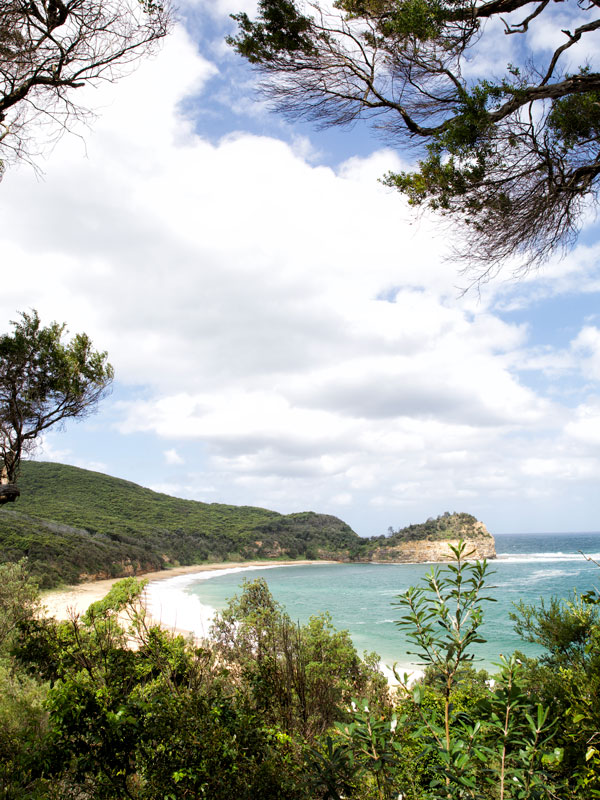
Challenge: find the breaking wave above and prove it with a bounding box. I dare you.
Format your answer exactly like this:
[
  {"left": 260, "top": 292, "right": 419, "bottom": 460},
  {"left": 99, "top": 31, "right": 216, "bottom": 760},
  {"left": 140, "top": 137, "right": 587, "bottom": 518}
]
[{"left": 496, "top": 552, "right": 600, "bottom": 564}]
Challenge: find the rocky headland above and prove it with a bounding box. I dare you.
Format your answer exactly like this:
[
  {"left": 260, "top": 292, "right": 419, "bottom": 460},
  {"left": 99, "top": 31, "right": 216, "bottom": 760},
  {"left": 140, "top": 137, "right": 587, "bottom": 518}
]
[{"left": 361, "top": 513, "right": 496, "bottom": 563}]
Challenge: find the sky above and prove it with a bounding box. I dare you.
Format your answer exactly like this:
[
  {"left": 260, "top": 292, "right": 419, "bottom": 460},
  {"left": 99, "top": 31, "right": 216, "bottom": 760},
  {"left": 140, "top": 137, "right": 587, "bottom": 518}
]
[{"left": 1, "top": 0, "right": 599, "bottom": 537}]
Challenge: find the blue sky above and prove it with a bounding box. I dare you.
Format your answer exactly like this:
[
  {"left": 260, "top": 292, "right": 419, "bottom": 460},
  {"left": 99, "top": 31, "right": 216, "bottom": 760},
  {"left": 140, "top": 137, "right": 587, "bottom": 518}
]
[{"left": 1, "top": 0, "right": 599, "bottom": 536}]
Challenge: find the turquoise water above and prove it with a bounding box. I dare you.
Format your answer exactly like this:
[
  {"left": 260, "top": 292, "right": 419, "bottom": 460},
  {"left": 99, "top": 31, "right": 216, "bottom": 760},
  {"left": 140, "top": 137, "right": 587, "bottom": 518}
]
[{"left": 186, "top": 533, "right": 600, "bottom": 672}]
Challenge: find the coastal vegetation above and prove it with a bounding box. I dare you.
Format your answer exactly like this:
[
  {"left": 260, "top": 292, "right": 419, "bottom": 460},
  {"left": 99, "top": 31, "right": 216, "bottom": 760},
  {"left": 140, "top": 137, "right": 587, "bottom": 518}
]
[
  {"left": 380, "top": 512, "right": 485, "bottom": 543},
  {"left": 0, "top": 461, "right": 360, "bottom": 587},
  {"left": 1, "top": 544, "right": 598, "bottom": 798},
  {"left": 0, "top": 462, "right": 494, "bottom": 588}
]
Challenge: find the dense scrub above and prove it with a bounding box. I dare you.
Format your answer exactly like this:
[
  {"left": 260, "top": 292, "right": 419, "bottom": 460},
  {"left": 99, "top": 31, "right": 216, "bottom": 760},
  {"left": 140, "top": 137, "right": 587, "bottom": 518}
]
[
  {"left": 380, "top": 511, "right": 486, "bottom": 544},
  {"left": 0, "top": 461, "right": 359, "bottom": 587},
  {"left": 1, "top": 464, "right": 491, "bottom": 588},
  {"left": 1, "top": 546, "right": 598, "bottom": 799}
]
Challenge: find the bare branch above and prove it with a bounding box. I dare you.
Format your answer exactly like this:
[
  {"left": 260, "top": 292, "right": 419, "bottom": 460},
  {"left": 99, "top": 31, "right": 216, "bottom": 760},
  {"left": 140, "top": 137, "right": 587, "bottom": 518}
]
[{"left": 0, "top": 0, "right": 173, "bottom": 172}]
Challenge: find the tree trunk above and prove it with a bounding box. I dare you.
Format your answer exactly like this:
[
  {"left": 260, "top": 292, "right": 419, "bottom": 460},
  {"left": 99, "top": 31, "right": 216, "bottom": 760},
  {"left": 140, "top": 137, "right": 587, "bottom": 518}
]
[{"left": 0, "top": 448, "right": 20, "bottom": 503}]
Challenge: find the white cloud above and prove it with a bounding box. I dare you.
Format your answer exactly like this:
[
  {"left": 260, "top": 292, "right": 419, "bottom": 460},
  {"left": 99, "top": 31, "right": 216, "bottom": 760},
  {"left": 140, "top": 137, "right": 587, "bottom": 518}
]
[
  {"left": 193, "top": 0, "right": 258, "bottom": 17},
  {"left": 331, "top": 492, "right": 353, "bottom": 505},
  {"left": 565, "top": 400, "right": 600, "bottom": 447},
  {"left": 33, "top": 437, "right": 108, "bottom": 474},
  {"left": 521, "top": 455, "right": 600, "bottom": 480},
  {"left": 1, "top": 18, "right": 599, "bottom": 535},
  {"left": 164, "top": 448, "right": 184, "bottom": 465},
  {"left": 572, "top": 326, "right": 600, "bottom": 381}
]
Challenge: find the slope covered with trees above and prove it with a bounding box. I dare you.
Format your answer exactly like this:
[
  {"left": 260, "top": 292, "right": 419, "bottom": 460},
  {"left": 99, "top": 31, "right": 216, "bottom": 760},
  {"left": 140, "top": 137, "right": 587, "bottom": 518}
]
[
  {"left": 0, "top": 460, "right": 360, "bottom": 587},
  {"left": 0, "top": 464, "right": 497, "bottom": 586},
  {"left": 384, "top": 511, "right": 489, "bottom": 543}
]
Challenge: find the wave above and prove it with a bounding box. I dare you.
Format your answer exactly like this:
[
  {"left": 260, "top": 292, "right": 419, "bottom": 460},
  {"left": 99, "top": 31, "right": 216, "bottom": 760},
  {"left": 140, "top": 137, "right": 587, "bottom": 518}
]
[
  {"left": 496, "top": 552, "right": 600, "bottom": 564},
  {"left": 495, "top": 568, "right": 573, "bottom": 587},
  {"left": 150, "top": 562, "right": 297, "bottom": 591}
]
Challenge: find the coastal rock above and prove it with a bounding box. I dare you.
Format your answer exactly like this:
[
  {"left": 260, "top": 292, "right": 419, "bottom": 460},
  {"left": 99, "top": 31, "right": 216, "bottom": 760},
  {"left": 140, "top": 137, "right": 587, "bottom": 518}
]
[{"left": 369, "top": 535, "right": 496, "bottom": 563}]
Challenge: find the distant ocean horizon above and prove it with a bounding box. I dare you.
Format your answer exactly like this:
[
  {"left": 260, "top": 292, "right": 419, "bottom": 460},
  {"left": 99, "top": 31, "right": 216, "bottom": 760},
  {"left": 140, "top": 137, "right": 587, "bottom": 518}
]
[{"left": 183, "top": 532, "right": 600, "bottom": 674}]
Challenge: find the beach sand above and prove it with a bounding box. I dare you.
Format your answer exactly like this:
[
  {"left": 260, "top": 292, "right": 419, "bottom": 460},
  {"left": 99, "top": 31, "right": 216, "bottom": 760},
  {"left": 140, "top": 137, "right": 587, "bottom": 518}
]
[{"left": 42, "top": 560, "right": 330, "bottom": 627}]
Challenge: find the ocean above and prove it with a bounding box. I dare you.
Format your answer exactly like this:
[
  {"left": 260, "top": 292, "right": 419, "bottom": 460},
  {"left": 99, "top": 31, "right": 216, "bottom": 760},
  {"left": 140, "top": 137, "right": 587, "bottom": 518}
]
[{"left": 182, "top": 533, "right": 600, "bottom": 673}]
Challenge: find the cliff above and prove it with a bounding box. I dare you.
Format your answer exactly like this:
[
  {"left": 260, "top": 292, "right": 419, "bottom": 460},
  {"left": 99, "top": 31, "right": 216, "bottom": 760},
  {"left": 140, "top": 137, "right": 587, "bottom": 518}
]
[{"left": 368, "top": 535, "right": 496, "bottom": 563}]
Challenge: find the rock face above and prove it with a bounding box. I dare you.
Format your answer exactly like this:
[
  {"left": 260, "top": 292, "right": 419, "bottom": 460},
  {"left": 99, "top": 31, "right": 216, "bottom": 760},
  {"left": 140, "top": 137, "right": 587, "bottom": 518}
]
[
  {"left": 368, "top": 519, "right": 496, "bottom": 563},
  {"left": 369, "top": 536, "right": 496, "bottom": 563}
]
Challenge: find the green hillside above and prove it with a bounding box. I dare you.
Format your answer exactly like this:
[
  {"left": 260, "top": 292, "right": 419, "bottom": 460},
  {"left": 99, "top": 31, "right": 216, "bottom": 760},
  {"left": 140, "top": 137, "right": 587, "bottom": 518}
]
[
  {"left": 383, "top": 511, "right": 489, "bottom": 544},
  {"left": 0, "top": 461, "right": 360, "bottom": 588}
]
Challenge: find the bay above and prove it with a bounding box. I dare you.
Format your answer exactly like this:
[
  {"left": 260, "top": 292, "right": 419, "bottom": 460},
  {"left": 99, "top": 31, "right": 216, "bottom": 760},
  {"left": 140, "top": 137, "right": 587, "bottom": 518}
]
[{"left": 185, "top": 533, "right": 600, "bottom": 673}]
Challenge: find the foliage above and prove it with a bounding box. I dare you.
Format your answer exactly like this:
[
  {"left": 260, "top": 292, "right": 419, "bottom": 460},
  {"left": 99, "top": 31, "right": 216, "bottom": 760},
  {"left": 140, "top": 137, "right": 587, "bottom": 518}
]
[
  {"left": 211, "top": 577, "right": 389, "bottom": 741},
  {"left": 510, "top": 591, "right": 600, "bottom": 797},
  {"left": 0, "top": 311, "right": 113, "bottom": 495},
  {"left": 0, "top": 0, "right": 172, "bottom": 175},
  {"left": 379, "top": 511, "right": 486, "bottom": 544},
  {"left": 228, "top": 0, "right": 600, "bottom": 277},
  {"left": 6, "top": 576, "right": 388, "bottom": 799},
  {"left": 0, "top": 460, "right": 362, "bottom": 587},
  {"left": 332, "top": 701, "right": 410, "bottom": 800},
  {"left": 0, "top": 561, "right": 50, "bottom": 800},
  {"left": 1, "top": 546, "right": 599, "bottom": 798},
  {"left": 12, "top": 578, "right": 301, "bottom": 799},
  {"left": 511, "top": 593, "right": 600, "bottom": 669},
  {"left": 0, "top": 558, "right": 42, "bottom": 653},
  {"left": 0, "top": 661, "right": 49, "bottom": 800},
  {"left": 314, "top": 542, "right": 574, "bottom": 799}
]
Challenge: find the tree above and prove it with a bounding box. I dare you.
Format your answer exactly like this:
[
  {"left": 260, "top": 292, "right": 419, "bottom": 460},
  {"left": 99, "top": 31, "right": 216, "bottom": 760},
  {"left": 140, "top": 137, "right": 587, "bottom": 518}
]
[
  {"left": 13, "top": 578, "right": 301, "bottom": 800},
  {"left": 0, "top": 559, "right": 41, "bottom": 653},
  {"left": 0, "top": 0, "right": 172, "bottom": 176},
  {"left": 0, "top": 560, "right": 48, "bottom": 800},
  {"left": 510, "top": 590, "right": 600, "bottom": 796},
  {"left": 0, "top": 310, "right": 113, "bottom": 503},
  {"left": 211, "top": 578, "right": 389, "bottom": 741},
  {"left": 228, "top": 0, "right": 600, "bottom": 278}
]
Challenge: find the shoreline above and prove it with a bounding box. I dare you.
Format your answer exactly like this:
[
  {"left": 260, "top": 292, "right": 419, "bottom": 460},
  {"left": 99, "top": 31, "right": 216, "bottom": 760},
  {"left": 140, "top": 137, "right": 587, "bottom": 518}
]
[
  {"left": 41, "top": 559, "right": 336, "bottom": 622},
  {"left": 41, "top": 559, "right": 423, "bottom": 684}
]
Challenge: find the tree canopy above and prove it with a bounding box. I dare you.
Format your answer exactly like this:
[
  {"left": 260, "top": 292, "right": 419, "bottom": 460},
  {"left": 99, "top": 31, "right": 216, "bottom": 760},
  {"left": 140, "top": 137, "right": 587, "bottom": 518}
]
[
  {"left": 0, "top": 310, "right": 113, "bottom": 501},
  {"left": 228, "top": 0, "right": 600, "bottom": 278},
  {"left": 0, "top": 0, "right": 172, "bottom": 175}
]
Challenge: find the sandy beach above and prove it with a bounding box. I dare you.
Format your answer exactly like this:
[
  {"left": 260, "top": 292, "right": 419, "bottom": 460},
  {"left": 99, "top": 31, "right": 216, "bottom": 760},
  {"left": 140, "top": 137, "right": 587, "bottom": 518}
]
[{"left": 42, "top": 560, "right": 331, "bottom": 631}]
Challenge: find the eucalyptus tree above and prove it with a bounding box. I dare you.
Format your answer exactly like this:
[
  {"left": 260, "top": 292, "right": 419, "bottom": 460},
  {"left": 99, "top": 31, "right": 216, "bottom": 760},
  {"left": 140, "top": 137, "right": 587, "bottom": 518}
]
[
  {"left": 0, "top": 0, "right": 172, "bottom": 175},
  {"left": 229, "top": 0, "right": 600, "bottom": 278},
  {"left": 0, "top": 310, "right": 113, "bottom": 503}
]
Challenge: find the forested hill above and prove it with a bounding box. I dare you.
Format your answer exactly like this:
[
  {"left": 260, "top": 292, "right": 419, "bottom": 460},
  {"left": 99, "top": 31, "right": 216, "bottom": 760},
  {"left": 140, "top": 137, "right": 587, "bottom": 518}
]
[
  {"left": 384, "top": 512, "right": 492, "bottom": 544},
  {"left": 0, "top": 464, "right": 495, "bottom": 588},
  {"left": 0, "top": 461, "right": 360, "bottom": 588}
]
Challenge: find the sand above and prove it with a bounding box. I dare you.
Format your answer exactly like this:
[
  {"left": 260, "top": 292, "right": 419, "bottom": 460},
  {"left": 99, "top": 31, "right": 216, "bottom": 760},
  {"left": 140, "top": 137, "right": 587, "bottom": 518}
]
[{"left": 41, "top": 560, "right": 329, "bottom": 628}]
